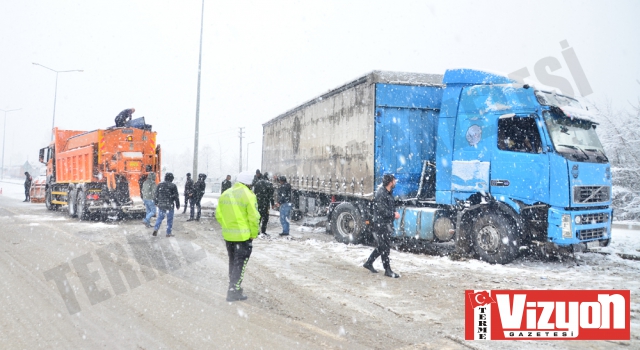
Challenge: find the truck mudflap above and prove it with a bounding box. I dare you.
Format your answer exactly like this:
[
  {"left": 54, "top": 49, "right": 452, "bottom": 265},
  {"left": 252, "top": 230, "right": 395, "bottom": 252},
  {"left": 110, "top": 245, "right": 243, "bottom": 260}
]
[{"left": 547, "top": 207, "right": 612, "bottom": 246}]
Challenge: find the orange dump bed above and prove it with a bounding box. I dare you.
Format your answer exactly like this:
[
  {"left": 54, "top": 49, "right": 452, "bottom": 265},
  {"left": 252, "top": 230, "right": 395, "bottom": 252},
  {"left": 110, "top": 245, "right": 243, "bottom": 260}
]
[{"left": 53, "top": 127, "right": 159, "bottom": 196}]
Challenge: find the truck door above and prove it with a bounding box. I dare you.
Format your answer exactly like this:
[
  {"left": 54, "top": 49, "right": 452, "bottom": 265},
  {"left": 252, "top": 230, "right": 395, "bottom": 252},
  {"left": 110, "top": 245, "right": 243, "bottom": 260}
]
[{"left": 491, "top": 114, "right": 549, "bottom": 203}]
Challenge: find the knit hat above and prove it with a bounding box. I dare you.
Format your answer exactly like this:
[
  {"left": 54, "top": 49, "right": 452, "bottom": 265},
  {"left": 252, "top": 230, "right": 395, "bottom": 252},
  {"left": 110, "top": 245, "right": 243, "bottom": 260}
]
[{"left": 236, "top": 171, "right": 254, "bottom": 185}]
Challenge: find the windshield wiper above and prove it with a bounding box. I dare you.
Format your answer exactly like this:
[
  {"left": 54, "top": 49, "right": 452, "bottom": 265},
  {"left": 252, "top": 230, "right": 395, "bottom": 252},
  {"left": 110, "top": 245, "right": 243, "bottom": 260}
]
[
  {"left": 557, "top": 144, "right": 590, "bottom": 161},
  {"left": 585, "top": 148, "right": 609, "bottom": 162}
]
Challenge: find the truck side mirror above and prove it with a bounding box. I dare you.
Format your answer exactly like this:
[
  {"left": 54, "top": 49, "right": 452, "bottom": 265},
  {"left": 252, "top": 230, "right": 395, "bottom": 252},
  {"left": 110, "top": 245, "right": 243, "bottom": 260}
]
[{"left": 38, "top": 148, "right": 45, "bottom": 164}]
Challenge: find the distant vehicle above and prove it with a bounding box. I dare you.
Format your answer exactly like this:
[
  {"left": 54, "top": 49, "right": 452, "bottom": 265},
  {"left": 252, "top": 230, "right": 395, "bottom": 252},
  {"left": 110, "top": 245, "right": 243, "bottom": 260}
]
[
  {"left": 33, "top": 117, "right": 162, "bottom": 220},
  {"left": 262, "top": 69, "right": 612, "bottom": 264}
]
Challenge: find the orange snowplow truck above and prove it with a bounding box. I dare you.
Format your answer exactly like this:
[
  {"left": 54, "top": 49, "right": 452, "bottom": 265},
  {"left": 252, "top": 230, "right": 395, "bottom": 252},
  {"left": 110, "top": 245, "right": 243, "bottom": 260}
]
[{"left": 36, "top": 123, "right": 161, "bottom": 220}]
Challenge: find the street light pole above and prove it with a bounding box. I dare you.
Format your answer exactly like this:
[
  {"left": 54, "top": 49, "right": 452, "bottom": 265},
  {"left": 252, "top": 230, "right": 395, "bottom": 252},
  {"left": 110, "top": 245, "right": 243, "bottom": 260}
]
[
  {"left": 246, "top": 142, "right": 255, "bottom": 171},
  {"left": 192, "top": 0, "right": 205, "bottom": 177},
  {"left": 32, "top": 63, "right": 83, "bottom": 141},
  {"left": 0, "top": 108, "right": 21, "bottom": 180}
]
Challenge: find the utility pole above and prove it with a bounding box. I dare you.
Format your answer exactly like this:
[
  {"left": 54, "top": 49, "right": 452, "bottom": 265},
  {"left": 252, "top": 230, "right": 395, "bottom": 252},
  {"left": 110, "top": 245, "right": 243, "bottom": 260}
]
[
  {"left": 192, "top": 0, "right": 205, "bottom": 177},
  {"left": 238, "top": 127, "right": 245, "bottom": 173}
]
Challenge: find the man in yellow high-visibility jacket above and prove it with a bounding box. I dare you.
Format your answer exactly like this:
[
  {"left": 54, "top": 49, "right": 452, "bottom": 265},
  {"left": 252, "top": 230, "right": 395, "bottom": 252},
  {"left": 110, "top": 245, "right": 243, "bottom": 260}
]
[{"left": 216, "top": 171, "right": 260, "bottom": 302}]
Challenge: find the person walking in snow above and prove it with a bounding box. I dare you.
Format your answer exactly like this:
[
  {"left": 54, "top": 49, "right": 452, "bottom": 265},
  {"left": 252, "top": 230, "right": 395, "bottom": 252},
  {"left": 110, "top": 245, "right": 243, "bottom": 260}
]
[
  {"left": 216, "top": 171, "right": 260, "bottom": 302},
  {"left": 141, "top": 172, "right": 157, "bottom": 227},
  {"left": 221, "top": 175, "right": 232, "bottom": 193},
  {"left": 23, "top": 172, "right": 32, "bottom": 202},
  {"left": 188, "top": 173, "right": 206, "bottom": 221},
  {"left": 153, "top": 172, "right": 180, "bottom": 237},
  {"left": 363, "top": 173, "right": 400, "bottom": 278},
  {"left": 275, "top": 175, "right": 292, "bottom": 236},
  {"left": 183, "top": 173, "right": 194, "bottom": 214},
  {"left": 114, "top": 108, "right": 135, "bottom": 127},
  {"left": 253, "top": 173, "right": 275, "bottom": 236}
]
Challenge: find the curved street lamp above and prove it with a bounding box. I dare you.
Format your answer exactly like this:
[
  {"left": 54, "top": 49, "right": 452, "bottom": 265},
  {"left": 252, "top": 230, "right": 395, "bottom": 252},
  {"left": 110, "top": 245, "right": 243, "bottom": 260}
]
[
  {"left": 32, "top": 62, "right": 83, "bottom": 141},
  {"left": 0, "top": 108, "right": 21, "bottom": 180}
]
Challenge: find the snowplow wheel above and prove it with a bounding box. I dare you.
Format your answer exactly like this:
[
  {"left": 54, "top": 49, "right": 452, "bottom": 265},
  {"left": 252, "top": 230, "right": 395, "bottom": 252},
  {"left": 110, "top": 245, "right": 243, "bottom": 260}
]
[
  {"left": 45, "top": 188, "right": 55, "bottom": 211},
  {"left": 471, "top": 209, "right": 519, "bottom": 264},
  {"left": 331, "top": 202, "right": 363, "bottom": 244},
  {"left": 77, "top": 190, "right": 90, "bottom": 221},
  {"left": 68, "top": 188, "right": 77, "bottom": 217}
]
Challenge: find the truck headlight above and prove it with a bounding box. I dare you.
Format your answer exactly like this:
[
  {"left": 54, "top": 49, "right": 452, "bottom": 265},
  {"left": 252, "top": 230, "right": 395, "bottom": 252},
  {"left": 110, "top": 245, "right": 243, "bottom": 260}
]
[
  {"left": 574, "top": 215, "right": 581, "bottom": 224},
  {"left": 562, "top": 214, "right": 572, "bottom": 238}
]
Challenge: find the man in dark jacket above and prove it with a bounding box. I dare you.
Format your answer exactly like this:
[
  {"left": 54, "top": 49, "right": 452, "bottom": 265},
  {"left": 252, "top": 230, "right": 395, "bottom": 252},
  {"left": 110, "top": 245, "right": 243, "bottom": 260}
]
[
  {"left": 153, "top": 172, "right": 180, "bottom": 237},
  {"left": 23, "top": 172, "right": 32, "bottom": 202},
  {"left": 276, "top": 175, "right": 292, "bottom": 236},
  {"left": 253, "top": 173, "right": 275, "bottom": 236},
  {"left": 183, "top": 173, "right": 194, "bottom": 214},
  {"left": 221, "top": 175, "right": 232, "bottom": 193},
  {"left": 252, "top": 169, "right": 262, "bottom": 187},
  {"left": 114, "top": 108, "right": 135, "bottom": 127},
  {"left": 363, "top": 174, "right": 400, "bottom": 278},
  {"left": 188, "top": 173, "right": 207, "bottom": 221}
]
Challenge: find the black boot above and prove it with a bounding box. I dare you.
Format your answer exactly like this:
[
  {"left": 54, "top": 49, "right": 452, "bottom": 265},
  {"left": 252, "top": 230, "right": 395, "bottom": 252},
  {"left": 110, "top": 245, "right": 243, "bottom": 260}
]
[
  {"left": 363, "top": 260, "right": 378, "bottom": 273},
  {"left": 384, "top": 268, "right": 399, "bottom": 278},
  {"left": 226, "top": 288, "right": 248, "bottom": 302}
]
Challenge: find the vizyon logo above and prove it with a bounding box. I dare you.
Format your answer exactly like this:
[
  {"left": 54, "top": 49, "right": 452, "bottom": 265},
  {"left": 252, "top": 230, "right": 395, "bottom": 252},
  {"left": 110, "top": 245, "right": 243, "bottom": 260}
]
[{"left": 465, "top": 290, "right": 630, "bottom": 340}]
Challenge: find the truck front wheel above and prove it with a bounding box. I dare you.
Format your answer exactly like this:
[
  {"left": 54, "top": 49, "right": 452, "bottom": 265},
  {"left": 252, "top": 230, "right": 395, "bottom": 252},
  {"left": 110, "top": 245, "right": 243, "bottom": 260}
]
[
  {"left": 471, "top": 210, "right": 520, "bottom": 264},
  {"left": 45, "top": 188, "right": 54, "bottom": 210},
  {"left": 331, "top": 202, "right": 364, "bottom": 244}
]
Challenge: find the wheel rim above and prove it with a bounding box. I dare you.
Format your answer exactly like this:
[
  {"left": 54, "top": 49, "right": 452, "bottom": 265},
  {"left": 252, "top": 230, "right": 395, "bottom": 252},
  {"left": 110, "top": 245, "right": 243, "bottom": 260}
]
[
  {"left": 477, "top": 225, "right": 501, "bottom": 253},
  {"left": 336, "top": 212, "right": 357, "bottom": 239}
]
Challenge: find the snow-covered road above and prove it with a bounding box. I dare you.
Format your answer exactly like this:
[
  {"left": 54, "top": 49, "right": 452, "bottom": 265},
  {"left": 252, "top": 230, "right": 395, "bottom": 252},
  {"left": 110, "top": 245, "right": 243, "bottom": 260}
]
[{"left": 0, "top": 178, "right": 638, "bottom": 348}]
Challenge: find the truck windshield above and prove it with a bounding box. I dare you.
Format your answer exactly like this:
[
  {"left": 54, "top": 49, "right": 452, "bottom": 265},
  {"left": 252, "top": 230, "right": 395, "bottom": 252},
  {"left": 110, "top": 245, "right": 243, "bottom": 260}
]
[{"left": 542, "top": 110, "right": 608, "bottom": 163}]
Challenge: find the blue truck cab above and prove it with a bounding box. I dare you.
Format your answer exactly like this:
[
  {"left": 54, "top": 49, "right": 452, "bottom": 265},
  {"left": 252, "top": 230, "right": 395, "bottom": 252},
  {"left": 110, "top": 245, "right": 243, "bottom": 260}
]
[{"left": 433, "top": 69, "right": 611, "bottom": 262}]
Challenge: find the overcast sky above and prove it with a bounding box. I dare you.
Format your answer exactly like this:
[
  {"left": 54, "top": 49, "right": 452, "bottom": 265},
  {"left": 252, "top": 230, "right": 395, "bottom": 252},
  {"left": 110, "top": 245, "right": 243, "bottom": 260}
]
[{"left": 1, "top": 0, "right": 639, "bottom": 179}]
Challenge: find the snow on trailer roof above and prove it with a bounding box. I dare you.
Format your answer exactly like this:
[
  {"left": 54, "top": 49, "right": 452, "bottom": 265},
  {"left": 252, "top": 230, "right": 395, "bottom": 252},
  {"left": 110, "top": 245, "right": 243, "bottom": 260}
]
[{"left": 263, "top": 70, "right": 444, "bottom": 126}]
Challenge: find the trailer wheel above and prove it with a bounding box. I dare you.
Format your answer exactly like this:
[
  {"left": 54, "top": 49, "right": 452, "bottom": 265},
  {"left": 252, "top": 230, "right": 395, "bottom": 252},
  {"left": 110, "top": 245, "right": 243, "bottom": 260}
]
[
  {"left": 471, "top": 209, "right": 519, "bottom": 264},
  {"left": 77, "top": 190, "right": 90, "bottom": 221},
  {"left": 331, "top": 202, "right": 363, "bottom": 244},
  {"left": 68, "top": 188, "right": 77, "bottom": 217}
]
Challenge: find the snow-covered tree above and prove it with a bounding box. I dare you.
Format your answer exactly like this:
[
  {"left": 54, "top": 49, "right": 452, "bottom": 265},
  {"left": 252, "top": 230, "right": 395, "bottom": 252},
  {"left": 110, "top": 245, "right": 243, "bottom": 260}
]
[{"left": 593, "top": 98, "right": 640, "bottom": 221}]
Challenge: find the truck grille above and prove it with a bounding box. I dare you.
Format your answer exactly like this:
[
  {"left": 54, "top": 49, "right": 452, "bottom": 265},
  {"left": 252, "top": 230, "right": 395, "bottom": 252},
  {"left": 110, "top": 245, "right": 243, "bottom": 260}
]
[
  {"left": 577, "top": 212, "right": 610, "bottom": 225},
  {"left": 573, "top": 186, "right": 610, "bottom": 204},
  {"left": 577, "top": 227, "right": 606, "bottom": 240}
]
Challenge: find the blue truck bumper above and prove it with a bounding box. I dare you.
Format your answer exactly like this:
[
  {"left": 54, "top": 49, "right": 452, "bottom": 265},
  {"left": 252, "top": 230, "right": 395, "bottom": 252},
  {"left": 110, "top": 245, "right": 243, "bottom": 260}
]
[{"left": 547, "top": 207, "right": 612, "bottom": 246}]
